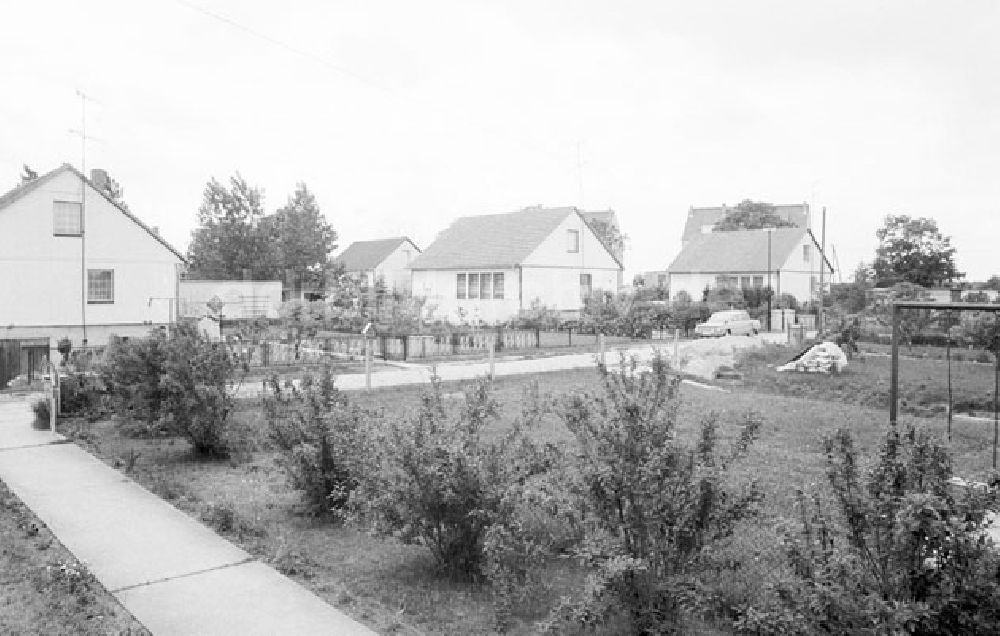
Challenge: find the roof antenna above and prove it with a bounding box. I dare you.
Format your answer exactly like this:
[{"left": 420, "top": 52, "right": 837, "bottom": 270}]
[{"left": 68, "top": 89, "right": 97, "bottom": 346}]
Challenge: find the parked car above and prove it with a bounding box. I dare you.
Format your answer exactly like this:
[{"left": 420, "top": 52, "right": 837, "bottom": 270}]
[{"left": 694, "top": 310, "right": 761, "bottom": 337}]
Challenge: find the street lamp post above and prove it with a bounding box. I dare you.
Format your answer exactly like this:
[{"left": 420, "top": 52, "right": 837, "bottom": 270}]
[{"left": 766, "top": 228, "right": 773, "bottom": 332}]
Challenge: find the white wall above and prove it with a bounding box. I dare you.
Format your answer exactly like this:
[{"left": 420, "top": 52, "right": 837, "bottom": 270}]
[
  {"left": 0, "top": 169, "right": 182, "bottom": 346},
  {"left": 179, "top": 280, "right": 282, "bottom": 319},
  {"left": 412, "top": 268, "right": 520, "bottom": 324},
  {"left": 374, "top": 240, "right": 418, "bottom": 293}
]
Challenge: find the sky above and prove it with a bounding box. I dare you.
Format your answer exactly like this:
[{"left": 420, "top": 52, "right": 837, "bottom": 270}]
[{"left": 2, "top": 0, "right": 998, "bottom": 282}]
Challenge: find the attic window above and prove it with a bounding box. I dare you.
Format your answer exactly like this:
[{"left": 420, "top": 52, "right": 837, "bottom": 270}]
[
  {"left": 53, "top": 201, "right": 82, "bottom": 236},
  {"left": 567, "top": 229, "right": 580, "bottom": 253}
]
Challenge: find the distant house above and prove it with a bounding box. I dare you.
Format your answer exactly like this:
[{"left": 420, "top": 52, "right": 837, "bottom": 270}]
[
  {"left": 0, "top": 164, "right": 184, "bottom": 347},
  {"left": 638, "top": 270, "right": 670, "bottom": 291},
  {"left": 667, "top": 227, "right": 832, "bottom": 304},
  {"left": 681, "top": 203, "right": 811, "bottom": 245},
  {"left": 409, "top": 206, "right": 623, "bottom": 324},
  {"left": 334, "top": 237, "right": 421, "bottom": 294}
]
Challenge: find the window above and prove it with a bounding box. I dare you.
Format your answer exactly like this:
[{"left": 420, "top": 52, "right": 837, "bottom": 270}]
[
  {"left": 753, "top": 276, "right": 764, "bottom": 288},
  {"left": 493, "top": 273, "right": 504, "bottom": 299},
  {"left": 87, "top": 269, "right": 114, "bottom": 303},
  {"left": 740, "top": 276, "right": 752, "bottom": 289},
  {"left": 803, "top": 244, "right": 811, "bottom": 262},
  {"left": 567, "top": 229, "right": 580, "bottom": 253},
  {"left": 53, "top": 201, "right": 82, "bottom": 236},
  {"left": 715, "top": 275, "right": 738, "bottom": 289},
  {"left": 657, "top": 274, "right": 667, "bottom": 288},
  {"left": 580, "top": 273, "right": 592, "bottom": 300},
  {"left": 480, "top": 272, "right": 491, "bottom": 299},
  {"left": 456, "top": 273, "right": 466, "bottom": 299},
  {"left": 468, "top": 273, "right": 480, "bottom": 299}
]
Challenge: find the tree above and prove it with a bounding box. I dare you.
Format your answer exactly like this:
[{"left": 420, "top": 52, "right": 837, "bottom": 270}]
[
  {"left": 872, "top": 215, "right": 962, "bottom": 288},
  {"left": 826, "top": 261, "right": 873, "bottom": 314},
  {"left": 262, "top": 183, "right": 338, "bottom": 291},
  {"left": 983, "top": 275, "right": 1000, "bottom": 291},
  {"left": 186, "top": 175, "right": 273, "bottom": 280},
  {"left": 19, "top": 164, "right": 38, "bottom": 185},
  {"left": 713, "top": 199, "right": 797, "bottom": 231},
  {"left": 586, "top": 218, "right": 627, "bottom": 262}
]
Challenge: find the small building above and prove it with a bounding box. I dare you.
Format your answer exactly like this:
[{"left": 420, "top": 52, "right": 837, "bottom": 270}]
[
  {"left": 0, "top": 164, "right": 184, "bottom": 348},
  {"left": 178, "top": 279, "right": 283, "bottom": 320},
  {"left": 666, "top": 227, "right": 832, "bottom": 304},
  {"left": 409, "top": 206, "right": 623, "bottom": 324},
  {"left": 334, "top": 237, "right": 421, "bottom": 294}
]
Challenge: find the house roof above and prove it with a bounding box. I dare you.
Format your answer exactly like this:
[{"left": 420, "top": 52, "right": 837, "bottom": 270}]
[
  {"left": 580, "top": 209, "right": 617, "bottom": 228},
  {"left": 0, "top": 164, "right": 186, "bottom": 262},
  {"left": 681, "top": 203, "right": 809, "bottom": 244},
  {"left": 409, "top": 206, "right": 623, "bottom": 270},
  {"left": 334, "top": 237, "right": 418, "bottom": 271},
  {"left": 667, "top": 226, "right": 832, "bottom": 273}
]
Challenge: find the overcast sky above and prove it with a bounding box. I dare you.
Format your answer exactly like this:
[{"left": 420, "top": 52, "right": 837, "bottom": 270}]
[{"left": 2, "top": 1, "right": 998, "bottom": 281}]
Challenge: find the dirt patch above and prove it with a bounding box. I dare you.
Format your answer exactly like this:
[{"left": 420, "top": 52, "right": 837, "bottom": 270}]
[{"left": 0, "top": 479, "right": 148, "bottom": 635}]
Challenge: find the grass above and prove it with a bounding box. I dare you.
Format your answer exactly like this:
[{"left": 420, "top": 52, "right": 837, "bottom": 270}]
[
  {"left": 61, "top": 363, "right": 1000, "bottom": 634},
  {"left": 736, "top": 341, "right": 1000, "bottom": 417},
  {"left": 0, "top": 480, "right": 148, "bottom": 635}
]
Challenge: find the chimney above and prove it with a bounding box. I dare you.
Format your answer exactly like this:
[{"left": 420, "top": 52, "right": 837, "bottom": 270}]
[{"left": 90, "top": 168, "right": 108, "bottom": 190}]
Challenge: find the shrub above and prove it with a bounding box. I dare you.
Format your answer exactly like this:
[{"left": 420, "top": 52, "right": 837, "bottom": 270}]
[
  {"left": 776, "top": 424, "right": 1000, "bottom": 634},
  {"left": 543, "top": 356, "right": 762, "bottom": 633},
  {"left": 262, "top": 365, "right": 366, "bottom": 515},
  {"left": 159, "top": 323, "right": 236, "bottom": 457},
  {"left": 351, "top": 377, "right": 557, "bottom": 582},
  {"left": 101, "top": 331, "right": 168, "bottom": 426},
  {"left": 32, "top": 398, "right": 51, "bottom": 429},
  {"left": 59, "top": 373, "right": 107, "bottom": 420},
  {"left": 56, "top": 337, "right": 72, "bottom": 366}
]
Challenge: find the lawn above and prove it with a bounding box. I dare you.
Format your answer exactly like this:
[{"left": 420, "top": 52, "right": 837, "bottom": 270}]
[
  {"left": 60, "top": 364, "right": 999, "bottom": 634},
  {"left": 0, "top": 480, "right": 148, "bottom": 635},
  {"left": 736, "top": 341, "right": 1000, "bottom": 417}
]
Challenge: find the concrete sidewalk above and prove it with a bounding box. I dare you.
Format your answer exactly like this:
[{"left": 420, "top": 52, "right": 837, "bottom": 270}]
[{"left": 0, "top": 397, "right": 374, "bottom": 635}]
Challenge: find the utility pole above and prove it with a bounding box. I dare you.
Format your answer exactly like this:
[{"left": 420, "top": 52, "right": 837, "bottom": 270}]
[
  {"left": 818, "top": 206, "right": 827, "bottom": 334},
  {"left": 766, "top": 228, "right": 773, "bottom": 331}
]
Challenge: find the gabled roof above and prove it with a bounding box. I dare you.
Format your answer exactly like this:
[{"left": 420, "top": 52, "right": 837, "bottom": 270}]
[
  {"left": 667, "top": 226, "right": 832, "bottom": 273},
  {"left": 334, "top": 237, "right": 419, "bottom": 271},
  {"left": 409, "top": 206, "right": 622, "bottom": 270},
  {"left": 681, "top": 203, "right": 809, "bottom": 244},
  {"left": 580, "top": 209, "right": 617, "bottom": 228},
  {"left": 0, "top": 164, "right": 186, "bottom": 262}
]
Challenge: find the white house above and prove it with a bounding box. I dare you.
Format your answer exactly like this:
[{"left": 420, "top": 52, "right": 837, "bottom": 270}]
[
  {"left": 409, "top": 206, "right": 623, "bottom": 324},
  {"left": 0, "top": 164, "right": 185, "bottom": 347},
  {"left": 334, "top": 237, "right": 421, "bottom": 294},
  {"left": 666, "top": 226, "right": 833, "bottom": 304},
  {"left": 681, "top": 203, "right": 811, "bottom": 245}
]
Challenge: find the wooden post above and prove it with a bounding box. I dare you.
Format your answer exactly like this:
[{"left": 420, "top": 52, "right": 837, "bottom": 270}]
[
  {"left": 889, "top": 304, "right": 900, "bottom": 426},
  {"left": 488, "top": 335, "right": 495, "bottom": 380},
  {"left": 994, "top": 340, "right": 998, "bottom": 469},
  {"left": 364, "top": 338, "right": 372, "bottom": 391},
  {"left": 947, "top": 336, "right": 953, "bottom": 442},
  {"left": 598, "top": 332, "right": 606, "bottom": 366},
  {"left": 673, "top": 328, "right": 680, "bottom": 366},
  {"left": 568, "top": 327, "right": 573, "bottom": 347}
]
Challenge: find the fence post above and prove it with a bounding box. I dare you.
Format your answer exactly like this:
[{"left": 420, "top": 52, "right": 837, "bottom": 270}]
[
  {"left": 673, "top": 328, "right": 680, "bottom": 366},
  {"left": 488, "top": 335, "right": 496, "bottom": 380},
  {"left": 568, "top": 327, "right": 573, "bottom": 347},
  {"left": 598, "top": 332, "right": 605, "bottom": 366},
  {"left": 364, "top": 338, "right": 372, "bottom": 391},
  {"left": 535, "top": 328, "right": 541, "bottom": 348}
]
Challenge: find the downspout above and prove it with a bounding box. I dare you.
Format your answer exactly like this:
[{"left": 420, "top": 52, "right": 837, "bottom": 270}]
[{"left": 517, "top": 265, "right": 523, "bottom": 311}]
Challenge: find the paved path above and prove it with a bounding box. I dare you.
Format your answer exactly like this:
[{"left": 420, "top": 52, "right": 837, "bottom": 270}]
[
  {"left": 236, "top": 333, "right": 786, "bottom": 397},
  {"left": 0, "top": 397, "right": 375, "bottom": 635}
]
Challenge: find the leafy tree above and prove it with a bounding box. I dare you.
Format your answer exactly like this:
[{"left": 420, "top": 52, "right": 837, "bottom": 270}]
[
  {"left": 713, "top": 199, "right": 797, "bottom": 231},
  {"left": 586, "top": 218, "right": 627, "bottom": 262},
  {"left": 186, "top": 175, "right": 273, "bottom": 280},
  {"left": 983, "top": 275, "right": 1000, "bottom": 291},
  {"left": 872, "top": 215, "right": 962, "bottom": 288},
  {"left": 826, "top": 262, "right": 873, "bottom": 315},
  {"left": 262, "top": 183, "right": 337, "bottom": 291}
]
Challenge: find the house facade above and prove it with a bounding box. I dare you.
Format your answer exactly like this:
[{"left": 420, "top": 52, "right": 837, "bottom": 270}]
[
  {"left": 667, "top": 227, "right": 833, "bottom": 304},
  {"left": 0, "top": 165, "right": 184, "bottom": 347},
  {"left": 410, "top": 206, "right": 623, "bottom": 324},
  {"left": 334, "top": 237, "right": 420, "bottom": 294}
]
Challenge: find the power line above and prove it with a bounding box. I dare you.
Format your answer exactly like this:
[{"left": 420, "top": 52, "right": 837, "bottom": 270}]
[{"left": 168, "top": 0, "right": 578, "bottom": 180}]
